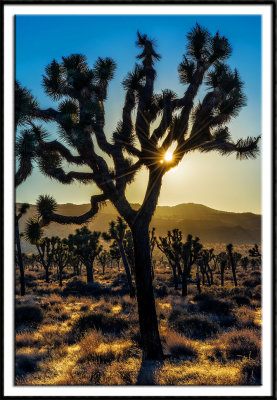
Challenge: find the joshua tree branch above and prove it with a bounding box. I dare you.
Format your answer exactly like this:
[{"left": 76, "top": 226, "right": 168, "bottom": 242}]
[
  {"left": 40, "top": 193, "right": 108, "bottom": 226},
  {"left": 42, "top": 167, "right": 98, "bottom": 184},
  {"left": 40, "top": 140, "right": 84, "bottom": 165},
  {"left": 15, "top": 158, "right": 33, "bottom": 187}
]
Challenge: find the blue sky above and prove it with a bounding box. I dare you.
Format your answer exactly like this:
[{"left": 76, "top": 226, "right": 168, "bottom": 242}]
[{"left": 16, "top": 14, "right": 262, "bottom": 213}]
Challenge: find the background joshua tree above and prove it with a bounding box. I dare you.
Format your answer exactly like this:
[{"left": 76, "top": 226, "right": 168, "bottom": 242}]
[
  {"left": 69, "top": 227, "right": 102, "bottom": 284},
  {"left": 97, "top": 249, "right": 110, "bottom": 275},
  {"left": 15, "top": 203, "right": 30, "bottom": 296},
  {"left": 103, "top": 218, "right": 135, "bottom": 298},
  {"left": 109, "top": 241, "right": 121, "bottom": 270},
  {"left": 226, "top": 243, "right": 238, "bottom": 287},
  {"left": 18, "top": 24, "right": 260, "bottom": 360}
]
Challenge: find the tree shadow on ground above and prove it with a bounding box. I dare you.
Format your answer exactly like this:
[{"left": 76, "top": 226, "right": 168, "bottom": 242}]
[{"left": 136, "top": 360, "right": 164, "bottom": 385}]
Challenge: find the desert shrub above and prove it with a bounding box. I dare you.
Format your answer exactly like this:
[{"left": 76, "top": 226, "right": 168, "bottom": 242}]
[
  {"left": 168, "top": 313, "right": 219, "bottom": 339},
  {"left": 15, "top": 354, "right": 41, "bottom": 376},
  {"left": 164, "top": 331, "right": 198, "bottom": 360},
  {"left": 63, "top": 278, "right": 111, "bottom": 297},
  {"left": 16, "top": 331, "right": 39, "bottom": 348},
  {"left": 72, "top": 311, "right": 129, "bottom": 337},
  {"left": 241, "top": 359, "right": 262, "bottom": 385},
  {"left": 250, "top": 271, "right": 261, "bottom": 278},
  {"left": 252, "top": 285, "right": 261, "bottom": 301},
  {"left": 231, "top": 295, "right": 251, "bottom": 306},
  {"left": 39, "top": 326, "right": 64, "bottom": 347},
  {"left": 242, "top": 277, "right": 261, "bottom": 288},
  {"left": 197, "top": 297, "right": 233, "bottom": 316},
  {"left": 234, "top": 307, "right": 257, "bottom": 329},
  {"left": 155, "top": 285, "right": 168, "bottom": 298},
  {"left": 213, "top": 329, "right": 261, "bottom": 361},
  {"left": 15, "top": 305, "right": 43, "bottom": 328}
]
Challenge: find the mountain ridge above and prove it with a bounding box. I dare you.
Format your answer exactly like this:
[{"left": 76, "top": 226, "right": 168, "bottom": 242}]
[{"left": 17, "top": 201, "right": 261, "bottom": 253}]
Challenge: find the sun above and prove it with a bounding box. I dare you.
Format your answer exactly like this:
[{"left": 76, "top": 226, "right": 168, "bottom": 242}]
[{"left": 164, "top": 151, "right": 173, "bottom": 162}]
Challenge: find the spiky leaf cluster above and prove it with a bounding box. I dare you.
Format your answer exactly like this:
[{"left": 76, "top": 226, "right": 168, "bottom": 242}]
[
  {"left": 25, "top": 219, "right": 42, "bottom": 244},
  {"left": 36, "top": 194, "right": 58, "bottom": 216},
  {"left": 15, "top": 81, "right": 38, "bottom": 127}
]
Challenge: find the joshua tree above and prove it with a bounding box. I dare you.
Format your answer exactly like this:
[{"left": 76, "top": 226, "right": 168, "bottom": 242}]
[
  {"left": 216, "top": 251, "right": 228, "bottom": 286},
  {"left": 156, "top": 230, "right": 182, "bottom": 290},
  {"left": 15, "top": 203, "right": 30, "bottom": 296},
  {"left": 241, "top": 256, "right": 249, "bottom": 271},
  {"left": 249, "top": 244, "right": 261, "bottom": 270},
  {"left": 226, "top": 243, "right": 238, "bottom": 287},
  {"left": 97, "top": 249, "right": 110, "bottom": 275},
  {"left": 25, "top": 222, "right": 57, "bottom": 284},
  {"left": 109, "top": 240, "right": 121, "bottom": 270},
  {"left": 103, "top": 218, "right": 135, "bottom": 297},
  {"left": 123, "top": 229, "right": 135, "bottom": 275},
  {"left": 53, "top": 237, "right": 70, "bottom": 287},
  {"left": 199, "top": 248, "right": 215, "bottom": 286},
  {"left": 21, "top": 25, "right": 260, "bottom": 360},
  {"left": 69, "top": 227, "right": 102, "bottom": 283},
  {"left": 149, "top": 227, "right": 156, "bottom": 279}
]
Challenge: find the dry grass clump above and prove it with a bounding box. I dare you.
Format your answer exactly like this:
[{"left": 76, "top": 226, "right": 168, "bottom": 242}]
[
  {"left": 155, "top": 359, "right": 242, "bottom": 385},
  {"left": 231, "top": 295, "right": 251, "bottom": 306},
  {"left": 77, "top": 331, "right": 140, "bottom": 364},
  {"left": 168, "top": 311, "right": 219, "bottom": 340},
  {"left": 163, "top": 331, "right": 198, "bottom": 360},
  {"left": 16, "top": 331, "right": 39, "bottom": 348},
  {"left": 211, "top": 329, "right": 261, "bottom": 361},
  {"left": 102, "top": 358, "right": 141, "bottom": 385},
  {"left": 193, "top": 293, "right": 233, "bottom": 316},
  {"left": 39, "top": 325, "right": 64, "bottom": 348},
  {"left": 234, "top": 306, "right": 258, "bottom": 329},
  {"left": 240, "top": 358, "right": 261, "bottom": 385},
  {"left": 72, "top": 310, "right": 129, "bottom": 338},
  {"left": 15, "top": 304, "right": 44, "bottom": 329}
]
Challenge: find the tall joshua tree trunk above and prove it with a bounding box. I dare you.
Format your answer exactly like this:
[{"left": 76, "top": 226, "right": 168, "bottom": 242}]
[
  {"left": 85, "top": 264, "right": 94, "bottom": 283},
  {"left": 131, "top": 222, "right": 163, "bottom": 361},
  {"left": 15, "top": 217, "right": 25, "bottom": 296}
]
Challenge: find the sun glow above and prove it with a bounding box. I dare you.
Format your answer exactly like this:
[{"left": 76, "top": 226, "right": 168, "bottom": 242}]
[{"left": 164, "top": 151, "right": 173, "bottom": 162}]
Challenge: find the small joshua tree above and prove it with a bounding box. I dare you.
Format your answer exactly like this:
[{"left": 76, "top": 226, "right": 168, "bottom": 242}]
[
  {"left": 226, "top": 243, "right": 238, "bottom": 287},
  {"left": 53, "top": 237, "right": 70, "bottom": 287},
  {"left": 103, "top": 218, "right": 135, "bottom": 297},
  {"left": 97, "top": 249, "right": 110, "bottom": 275},
  {"left": 241, "top": 256, "right": 250, "bottom": 271},
  {"left": 18, "top": 25, "right": 260, "bottom": 360},
  {"left": 109, "top": 240, "right": 121, "bottom": 270},
  {"left": 15, "top": 203, "right": 30, "bottom": 295},
  {"left": 216, "top": 251, "right": 228, "bottom": 286},
  {"left": 69, "top": 227, "right": 102, "bottom": 283}
]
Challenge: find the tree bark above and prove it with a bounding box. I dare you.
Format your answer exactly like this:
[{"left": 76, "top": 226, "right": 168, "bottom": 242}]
[
  {"left": 181, "top": 265, "right": 188, "bottom": 297},
  {"left": 131, "top": 223, "right": 164, "bottom": 361},
  {"left": 86, "top": 264, "right": 94, "bottom": 283},
  {"left": 118, "top": 242, "right": 135, "bottom": 298},
  {"left": 15, "top": 218, "right": 25, "bottom": 296},
  {"left": 59, "top": 265, "right": 63, "bottom": 287}
]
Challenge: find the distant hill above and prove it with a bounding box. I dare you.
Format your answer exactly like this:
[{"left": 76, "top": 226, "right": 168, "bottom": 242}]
[{"left": 17, "top": 202, "right": 261, "bottom": 253}]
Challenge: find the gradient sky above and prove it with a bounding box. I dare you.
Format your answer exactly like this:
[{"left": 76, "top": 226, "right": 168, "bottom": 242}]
[{"left": 16, "top": 14, "right": 261, "bottom": 213}]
